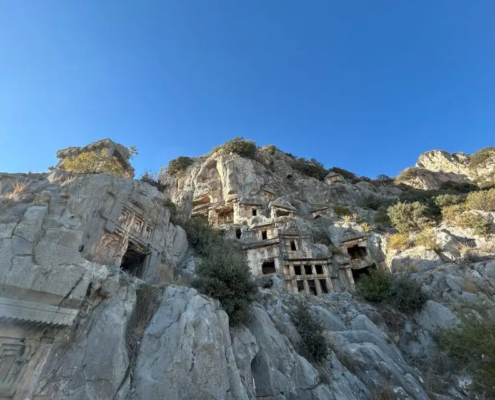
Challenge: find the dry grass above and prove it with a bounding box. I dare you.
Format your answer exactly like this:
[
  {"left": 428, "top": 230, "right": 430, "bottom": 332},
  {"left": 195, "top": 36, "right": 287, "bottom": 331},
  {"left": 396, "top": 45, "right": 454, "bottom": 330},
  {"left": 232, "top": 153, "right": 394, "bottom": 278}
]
[
  {"left": 387, "top": 233, "right": 412, "bottom": 251},
  {"left": 4, "top": 179, "right": 32, "bottom": 203},
  {"left": 60, "top": 175, "right": 76, "bottom": 188},
  {"left": 414, "top": 228, "right": 440, "bottom": 252},
  {"left": 343, "top": 214, "right": 353, "bottom": 223}
]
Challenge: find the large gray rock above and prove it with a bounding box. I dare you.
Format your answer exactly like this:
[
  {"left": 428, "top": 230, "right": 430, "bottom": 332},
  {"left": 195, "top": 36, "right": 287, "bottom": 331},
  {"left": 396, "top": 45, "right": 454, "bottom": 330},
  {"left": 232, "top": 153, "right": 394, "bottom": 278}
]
[{"left": 133, "top": 286, "right": 248, "bottom": 400}]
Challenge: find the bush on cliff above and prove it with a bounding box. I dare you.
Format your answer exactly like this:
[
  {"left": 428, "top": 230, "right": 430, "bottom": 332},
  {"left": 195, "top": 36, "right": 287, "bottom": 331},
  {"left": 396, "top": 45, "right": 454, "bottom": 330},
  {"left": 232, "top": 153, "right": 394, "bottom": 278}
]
[
  {"left": 291, "top": 157, "right": 327, "bottom": 180},
  {"left": 167, "top": 156, "right": 194, "bottom": 176},
  {"left": 213, "top": 137, "right": 257, "bottom": 159},
  {"left": 387, "top": 201, "right": 430, "bottom": 233},
  {"left": 288, "top": 296, "right": 329, "bottom": 363},
  {"left": 185, "top": 219, "right": 258, "bottom": 325},
  {"left": 440, "top": 307, "right": 495, "bottom": 398},
  {"left": 358, "top": 269, "right": 426, "bottom": 314}
]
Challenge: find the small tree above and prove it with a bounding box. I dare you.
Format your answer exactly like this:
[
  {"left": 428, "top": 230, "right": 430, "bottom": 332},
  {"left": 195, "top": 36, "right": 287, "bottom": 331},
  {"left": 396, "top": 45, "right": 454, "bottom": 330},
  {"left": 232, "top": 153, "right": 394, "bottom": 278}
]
[
  {"left": 358, "top": 268, "right": 392, "bottom": 302},
  {"left": 185, "top": 219, "right": 258, "bottom": 325},
  {"left": 387, "top": 201, "right": 429, "bottom": 233}
]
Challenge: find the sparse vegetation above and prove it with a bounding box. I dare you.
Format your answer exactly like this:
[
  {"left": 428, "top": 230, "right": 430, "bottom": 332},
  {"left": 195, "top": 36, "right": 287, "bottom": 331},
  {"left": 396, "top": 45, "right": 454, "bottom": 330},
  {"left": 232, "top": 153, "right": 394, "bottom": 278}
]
[
  {"left": 374, "top": 206, "right": 392, "bottom": 227},
  {"left": 212, "top": 137, "right": 257, "bottom": 159},
  {"left": 261, "top": 144, "right": 277, "bottom": 155},
  {"left": 167, "top": 156, "right": 195, "bottom": 176},
  {"left": 63, "top": 148, "right": 134, "bottom": 177},
  {"left": 126, "top": 284, "right": 162, "bottom": 378},
  {"left": 358, "top": 268, "right": 392, "bottom": 303},
  {"left": 327, "top": 167, "right": 357, "bottom": 181},
  {"left": 440, "top": 306, "right": 495, "bottom": 398},
  {"left": 288, "top": 296, "right": 329, "bottom": 363},
  {"left": 441, "top": 203, "right": 466, "bottom": 223},
  {"left": 414, "top": 228, "right": 440, "bottom": 251},
  {"left": 291, "top": 157, "right": 327, "bottom": 180},
  {"left": 387, "top": 233, "right": 412, "bottom": 251},
  {"left": 185, "top": 219, "right": 258, "bottom": 325},
  {"left": 358, "top": 269, "right": 426, "bottom": 314},
  {"left": 434, "top": 193, "right": 465, "bottom": 207},
  {"left": 386, "top": 274, "right": 427, "bottom": 314},
  {"left": 387, "top": 201, "right": 430, "bottom": 233},
  {"left": 456, "top": 212, "right": 492, "bottom": 236},
  {"left": 140, "top": 170, "right": 167, "bottom": 191},
  {"left": 333, "top": 204, "right": 352, "bottom": 216},
  {"left": 468, "top": 146, "right": 495, "bottom": 169},
  {"left": 4, "top": 179, "right": 32, "bottom": 203},
  {"left": 466, "top": 188, "right": 495, "bottom": 211}
]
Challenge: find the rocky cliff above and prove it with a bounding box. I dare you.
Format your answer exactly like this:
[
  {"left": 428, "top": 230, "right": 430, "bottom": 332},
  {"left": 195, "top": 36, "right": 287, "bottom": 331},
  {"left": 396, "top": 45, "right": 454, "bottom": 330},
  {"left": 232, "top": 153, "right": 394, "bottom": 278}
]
[{"left": 1, "top": 140, "right": 495, "bottom": 399}]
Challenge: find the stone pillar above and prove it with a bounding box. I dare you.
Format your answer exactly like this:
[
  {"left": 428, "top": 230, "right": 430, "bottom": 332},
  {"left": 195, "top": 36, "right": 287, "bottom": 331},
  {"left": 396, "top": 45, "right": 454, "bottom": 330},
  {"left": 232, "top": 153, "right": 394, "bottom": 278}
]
[
  {"left": 311, "top": 265, "right": 316, "bottom": 275},
  {"left": 303, "top": 280, "right": 310, "bottom": 294},
  {"left": 326, "top": 278, "right": 334, "bottom": 293},
  {"left": 274, "top": 258, "right": 281, "bottom": 274},
  {"left": 315, "top": 279, "right": 322, "bottom": 296},
  {"left": 346, "top": 267, "right": 356, "bottom": 291},
  {"left": 289, "top": 264, "right": 295, "bottom": 276}
]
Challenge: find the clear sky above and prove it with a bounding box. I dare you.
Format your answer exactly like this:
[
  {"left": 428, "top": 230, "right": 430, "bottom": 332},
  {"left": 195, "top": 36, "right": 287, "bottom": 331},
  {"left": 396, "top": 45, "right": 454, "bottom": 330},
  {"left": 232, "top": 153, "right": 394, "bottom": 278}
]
[{"left": 1, "top": 1, "right": 494, "bottom": 178}]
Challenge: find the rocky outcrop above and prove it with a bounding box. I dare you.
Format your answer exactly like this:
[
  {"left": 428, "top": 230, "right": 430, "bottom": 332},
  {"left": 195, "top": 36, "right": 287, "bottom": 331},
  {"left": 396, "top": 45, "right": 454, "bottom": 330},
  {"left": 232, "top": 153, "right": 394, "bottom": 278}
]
[{"left": 398, "top": 148, "right": 495, "bottom": 189}]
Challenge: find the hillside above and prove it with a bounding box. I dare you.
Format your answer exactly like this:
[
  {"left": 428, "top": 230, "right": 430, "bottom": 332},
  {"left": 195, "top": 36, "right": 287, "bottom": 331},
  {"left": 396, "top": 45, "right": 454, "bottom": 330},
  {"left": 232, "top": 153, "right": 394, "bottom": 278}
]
[{"left": 1, "top": 138, "right": 495, "bottom": 399}]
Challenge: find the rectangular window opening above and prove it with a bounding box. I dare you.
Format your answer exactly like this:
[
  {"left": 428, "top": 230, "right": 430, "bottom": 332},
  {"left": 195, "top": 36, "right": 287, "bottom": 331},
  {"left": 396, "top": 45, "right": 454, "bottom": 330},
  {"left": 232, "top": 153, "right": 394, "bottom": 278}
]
[
  {"left": 307, "top": 280, "right": 317, "bottom": 296},
  {"left": 304, "top": 265, "right": 313, "bottom": 275},
  {"left": 290, "top": 240, "right": 297, "bottom": 251},
  {"left": 252, "top": 208, "right": 257, "bottom": 216},
  {"left": 262, "top": 260, "right": 276, "bottom": 275},
  {"left": 261, "top": 230, "right": 268, "bottom": 240},
  {"left": 320, "top": 279, "right": 329, "bottom": 294},
  {"left": 297, "top": 280, "right": 305, "bottom": 293},
  {"left": 315, "top": 265, "right": 324, "bottom": 275},
  {"left": 294, "top": 265, "right": 302, "bottom": 275}
]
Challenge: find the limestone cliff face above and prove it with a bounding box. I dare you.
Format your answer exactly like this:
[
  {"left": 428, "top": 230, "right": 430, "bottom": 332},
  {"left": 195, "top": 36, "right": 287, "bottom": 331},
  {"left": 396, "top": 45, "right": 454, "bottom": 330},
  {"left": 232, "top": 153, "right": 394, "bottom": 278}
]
[
  {"left": 2, "top": 140, "right": 495, "bottom": 400},
  {"left": 398, "top": 148, "right": 495, "bottom": 189}
]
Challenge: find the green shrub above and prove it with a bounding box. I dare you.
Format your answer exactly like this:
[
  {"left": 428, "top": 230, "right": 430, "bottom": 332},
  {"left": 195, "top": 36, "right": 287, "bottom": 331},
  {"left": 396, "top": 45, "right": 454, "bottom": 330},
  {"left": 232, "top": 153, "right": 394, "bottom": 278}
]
[
  {"left": 361, "top": 195, "right": 389, "bottom": 210},
  {"left": 395, "top": 167, "right": 421, "bottom": 184},
  {"left": 466, "top": 188, "right": 495, "bottom": 211},
  {"left": 167, "top": 156, "right": 194, "bottom": 176},
  {"left": 374, "top": 206, "right": 392, "bottom": 227},
  {"left": 358, "top": 269, "right": 427, "bottom": 314},
  {"left": 469, "top": 147, "right": 495, "bottom": 170},
  {"left": 441, "top": 203, "right": 466, "bottom": 223},
  {"left": 438, "top": 181, "right": 478, "bottom": 194},
  {"left": 213, "top": 137, "right": 257, "bottom": 159},
  {"left": 387, "top": 274, "right": 427, "bottom": 314},
  {"left": 387, "top": 233, "right": 412, "bottom": 251},
  {"left": 185, "top": 219, "right": 258, "bottom": 325},
  {"left": 291, "top": 158, "right": 327, "bottom": 180},
  {"left": 164, "top": 198, "right": 182, "bottom": 225},
  {"left": 288, "top": 297, "right": 329, "bottom": 363},
  {"left": 457, "top": 213, "right": 492, "bottom": 236},
  {"left": 327, "top": 167, "right": 357, "bottom": 181},
  {"left": 440, "top": 311, "right": 495, "bottom": 398},
  {"left": 387, "top": 201, "right": 429, "bottom": 233},
  {"left": 358, "top": 268, "right": 392, "bottom": 303},
  {"left": 434, "top": 193, "right": 465, "bottom": 207}
]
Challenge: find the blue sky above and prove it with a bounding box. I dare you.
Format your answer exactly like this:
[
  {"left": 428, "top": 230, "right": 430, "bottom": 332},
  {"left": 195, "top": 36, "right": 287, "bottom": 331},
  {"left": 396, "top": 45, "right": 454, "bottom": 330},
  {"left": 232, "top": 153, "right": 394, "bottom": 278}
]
[{"left": 1, "top": 1, "right": 494, "bottom": 178}]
